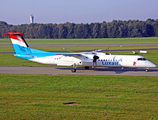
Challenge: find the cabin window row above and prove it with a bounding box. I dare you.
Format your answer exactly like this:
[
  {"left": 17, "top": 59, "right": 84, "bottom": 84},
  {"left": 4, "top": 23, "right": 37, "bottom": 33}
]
[{"left": 98, "top": 59, "right": 117, "bottom": 61}]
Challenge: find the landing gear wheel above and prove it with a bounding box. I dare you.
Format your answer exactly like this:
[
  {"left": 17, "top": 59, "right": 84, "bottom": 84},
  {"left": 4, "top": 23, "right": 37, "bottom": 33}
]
[
  {"left": 85, "top": 66, "right": 89, "bottom": 69},
  {"left": 145, "top": 69, "right": 149, "bottom": 72},
  {"left": 71, "top": 68, "right": 76, "bottom": 73}
]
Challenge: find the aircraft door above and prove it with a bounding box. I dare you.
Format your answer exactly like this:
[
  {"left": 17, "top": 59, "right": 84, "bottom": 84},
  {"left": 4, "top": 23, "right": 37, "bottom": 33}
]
[{"left": 50, "top": 57, "right": 55, "bottom": 64}]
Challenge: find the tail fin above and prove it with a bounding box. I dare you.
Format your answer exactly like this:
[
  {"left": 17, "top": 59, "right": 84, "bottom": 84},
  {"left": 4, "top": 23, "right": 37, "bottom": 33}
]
[{"left": 2, "top": 32, "right": 31, "bottom": 55}]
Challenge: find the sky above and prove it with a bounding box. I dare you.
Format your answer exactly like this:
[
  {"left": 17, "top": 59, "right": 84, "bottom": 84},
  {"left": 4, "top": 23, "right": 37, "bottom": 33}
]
[{"left": 0, "top": 0, "right": 158, "bottom": 25}]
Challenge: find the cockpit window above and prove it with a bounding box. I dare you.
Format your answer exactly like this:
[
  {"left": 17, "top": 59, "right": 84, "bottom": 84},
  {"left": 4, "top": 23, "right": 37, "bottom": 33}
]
[{"left": 137, "top": 58, "right": 147, "bottom": 61}]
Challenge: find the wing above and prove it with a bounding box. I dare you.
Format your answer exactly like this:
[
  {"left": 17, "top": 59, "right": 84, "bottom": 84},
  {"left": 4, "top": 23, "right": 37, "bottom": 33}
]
[
  {"left": 60, "top": 49, "right": 103, "bottom": 56},
  {"left": 60, "top": 53, "right": 82, "bottom": 56}
]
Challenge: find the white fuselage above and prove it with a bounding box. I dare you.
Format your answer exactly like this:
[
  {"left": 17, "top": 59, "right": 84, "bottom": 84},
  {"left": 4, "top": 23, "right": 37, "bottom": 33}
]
[{"left": 30, "top": 52, "right": 156, "bottom": 69}]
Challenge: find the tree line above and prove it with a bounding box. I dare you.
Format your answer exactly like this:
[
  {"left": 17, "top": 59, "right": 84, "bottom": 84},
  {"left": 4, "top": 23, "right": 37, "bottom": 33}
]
[{"left": 0, "top": 19, "right": 158, "bottom": 39}]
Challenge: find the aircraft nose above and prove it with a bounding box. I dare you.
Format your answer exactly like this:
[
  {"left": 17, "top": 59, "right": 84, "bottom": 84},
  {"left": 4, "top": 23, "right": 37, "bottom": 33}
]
[{"left": 149, "top": 62, "right": 156, "bottom": 68}]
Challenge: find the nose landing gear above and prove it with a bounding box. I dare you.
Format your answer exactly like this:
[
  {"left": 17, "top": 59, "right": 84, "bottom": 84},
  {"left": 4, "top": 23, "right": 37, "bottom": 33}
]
[
  {"left": 145, "top": 69, "right": 149, "bottom": 72},
  {"left": 71, "top": 63, "right": 77, "bottom": 73}
]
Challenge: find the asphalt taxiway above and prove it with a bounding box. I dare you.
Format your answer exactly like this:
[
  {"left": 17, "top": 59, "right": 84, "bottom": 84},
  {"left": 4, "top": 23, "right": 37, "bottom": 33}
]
[{"left": 0, "top": 66, "right": 158, "bottom": 76}]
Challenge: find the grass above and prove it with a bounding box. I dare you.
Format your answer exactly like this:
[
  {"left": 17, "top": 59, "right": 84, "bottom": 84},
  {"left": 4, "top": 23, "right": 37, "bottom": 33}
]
[
  {"left": 1, "top": 37, "right": 158, "bottom": 44},
  {"left": 0, "top": 47, "right": 14, "bottom": 52},
  {"left": 0, "top": 74, "right": 158, "bottom": 120}
]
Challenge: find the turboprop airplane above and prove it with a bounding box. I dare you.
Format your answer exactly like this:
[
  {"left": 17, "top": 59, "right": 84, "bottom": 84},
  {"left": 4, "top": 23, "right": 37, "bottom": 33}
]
[{"left": 3, "top": 32, "right": 156, "bottom": 72}]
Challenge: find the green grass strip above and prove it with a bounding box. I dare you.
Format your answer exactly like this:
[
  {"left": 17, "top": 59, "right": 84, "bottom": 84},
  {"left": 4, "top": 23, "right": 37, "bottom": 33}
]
[
  {"left": 0, "top": 74, "right": 158, "bottom": 119},
  {"left": 1, "top": 37, "right": 158, "bottom": 44}
]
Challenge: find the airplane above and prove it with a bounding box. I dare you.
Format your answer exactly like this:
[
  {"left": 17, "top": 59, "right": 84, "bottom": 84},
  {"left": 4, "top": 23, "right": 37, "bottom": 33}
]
[{"left": 2, "top": 32, "right": 156, "bottom": 72}]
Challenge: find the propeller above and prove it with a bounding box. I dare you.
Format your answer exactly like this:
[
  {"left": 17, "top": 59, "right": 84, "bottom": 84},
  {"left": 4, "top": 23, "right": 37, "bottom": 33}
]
[{"left": 92, "top": 49, "right": 101, "bottom": 67}]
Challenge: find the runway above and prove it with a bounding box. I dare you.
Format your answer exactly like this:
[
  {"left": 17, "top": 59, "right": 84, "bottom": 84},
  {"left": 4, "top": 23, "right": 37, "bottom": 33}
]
[{"left": 0, "top": 66, "right": 158, "bottom": 76}]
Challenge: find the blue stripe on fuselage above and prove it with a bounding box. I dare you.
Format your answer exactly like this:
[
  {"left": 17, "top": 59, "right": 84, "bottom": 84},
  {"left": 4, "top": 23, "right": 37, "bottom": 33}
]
[{"left": 12, "top": 44, "right": 73, "bottom": 60}]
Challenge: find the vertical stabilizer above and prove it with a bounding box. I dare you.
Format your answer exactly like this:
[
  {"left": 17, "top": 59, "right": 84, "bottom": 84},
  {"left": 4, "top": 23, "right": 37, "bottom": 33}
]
[{"left": 3, "top": 32, "right": 31, "bottom": 55}]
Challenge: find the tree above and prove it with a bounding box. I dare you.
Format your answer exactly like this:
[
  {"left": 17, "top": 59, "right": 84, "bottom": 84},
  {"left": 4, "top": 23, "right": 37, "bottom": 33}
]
[
  {"left": 66, "top": 23, "right": 76, "bottom": 38},
  {"left": 75, "top": 24, "right": 85, "bottom": 38},
  {"left": 100, "top": 22, "right": 108, "bottom": 38},
  {"left": 83, "top": 24, "right": 91, "bottom": 38},
  {"left": 58, "top": 24, "right": 68, "bottom": 38},
  {"left": 153, "top": 20, "right": 158, "bottom": 37},
  {"left": 92, "top": 23, "right": 100, "bottom": 38},
  {"left": 1, "top": 19, "right": 158, "bottom": 38}
]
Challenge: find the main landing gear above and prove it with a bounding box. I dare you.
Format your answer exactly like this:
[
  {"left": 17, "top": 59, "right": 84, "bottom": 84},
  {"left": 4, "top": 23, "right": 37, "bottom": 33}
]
[
  {"left": 85, "top": 66, "right": 89, "bottom": 69},
  {"left": 71, "top": 64, "right": 90, "bottom": 73},
  {"left": 145, "top": 69, "right": 149, "bottom": 72},
  {"left": 71, "top": 68, "right": 76, "bottom": 73}
]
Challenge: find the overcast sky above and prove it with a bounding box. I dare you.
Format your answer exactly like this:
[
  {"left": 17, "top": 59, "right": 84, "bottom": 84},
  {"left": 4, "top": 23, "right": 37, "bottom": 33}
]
[{"left": 1, "top": 0, "right": 158, "bottom": 25}]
